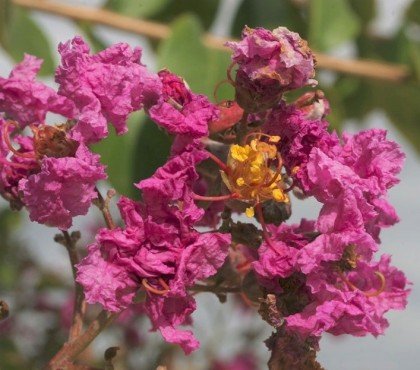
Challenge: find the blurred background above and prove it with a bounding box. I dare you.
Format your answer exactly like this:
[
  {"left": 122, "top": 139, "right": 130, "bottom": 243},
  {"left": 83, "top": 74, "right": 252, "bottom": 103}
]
[{"left": 0, "top": 0, "right": 419, "bottom": 369}]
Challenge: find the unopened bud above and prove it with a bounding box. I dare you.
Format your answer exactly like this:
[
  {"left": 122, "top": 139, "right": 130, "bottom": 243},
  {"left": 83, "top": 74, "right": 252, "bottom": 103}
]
[{"left": 261, "top": 200, "right": 291, "bottom": 225}]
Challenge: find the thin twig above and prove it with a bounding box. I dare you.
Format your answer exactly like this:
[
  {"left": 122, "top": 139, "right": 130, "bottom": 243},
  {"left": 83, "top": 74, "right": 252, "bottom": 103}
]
[
  {"left": 48, "top": 310, "right": 117, "bottom": 370},
  {"left": 12, "top": 0, "right": 411, "bottom": 82},
  {"left": 95, "top": 188, "right": 116, "bottom": 230},
  {"left": 60, "top": 231, "right": 87, "bottom": 341}
]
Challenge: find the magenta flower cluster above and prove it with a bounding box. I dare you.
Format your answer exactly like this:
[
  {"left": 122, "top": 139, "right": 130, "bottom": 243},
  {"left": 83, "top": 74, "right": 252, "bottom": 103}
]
[{"left": 0, "top": 26, "right": 410, "bottom": 356}]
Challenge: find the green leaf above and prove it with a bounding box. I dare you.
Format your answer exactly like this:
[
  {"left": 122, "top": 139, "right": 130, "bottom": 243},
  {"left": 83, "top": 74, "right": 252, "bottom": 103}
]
[
  {"left": 372, "top": 82, "right": 420, "bottom": 153},
  {"left": 2, "top": 7, "right": 54, "bottom": 75},
  {"left": 406, "top": 0, "right": 420, "bottom": 24},
  {"left": 0, "top": 0, "right": 11, "bottom": 46},
  {"left": 158, "top": 14, "right": 235, "bottom": 100},
  {"left": 407, "top": 39, "right": 420, "bottom": 81},
  {"left": 76, "top": 21, "right": 107, "bottom": 53},
  {"left": 150, "top": 0, "right": 220, "bottom": 30},
  {"left": 348, "top": 0, "right": 376, "bottom": 26},
  {"left": 206, "top": 48, "right": 235, "bottom": 101},
  {"left": 337, "top": 77, "right": 372, "bottom": 121},
  {"left": 92, "top": 112, "right": 143, "bottom": 197},
  {"left": 356, "top": 29, "right": 419, "bottom": 82},
  {"left": 104, "top": 0, "right": 170, "bottom": 18},
  {"left": 232, "top": 0, "right": 307, "bottom": 38},
  {"left": 357, "top": 29, "right": 409, "bottom": 63},
  {"left": 131, "top": 117, "right": 171, "bottom": 189},
  {"left": 309, "top": 0, "right": 361, "bottom": 51},
  {"left": 158, "top": 14, "right": 208, "bottom": 93}
]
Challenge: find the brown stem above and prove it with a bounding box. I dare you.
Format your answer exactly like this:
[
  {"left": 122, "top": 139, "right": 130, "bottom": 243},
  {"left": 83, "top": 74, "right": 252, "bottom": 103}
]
[
  {"left": 95, "top": 189, "right": 116, "bottom": 230},
  {"left": 61, "top": 231, "right": 87, "bottom": 341},
  {"left": 11, "top": 0, "right": 411, "bottom": 83},
  {"left": 48, "top": 311, "right": 117, "bottom": 370}
]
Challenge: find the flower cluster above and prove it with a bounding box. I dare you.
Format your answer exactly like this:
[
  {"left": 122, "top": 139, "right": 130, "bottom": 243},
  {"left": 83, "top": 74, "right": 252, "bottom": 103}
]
[{"left": 0, "top": 25, "right": 410, "bottom": 361}]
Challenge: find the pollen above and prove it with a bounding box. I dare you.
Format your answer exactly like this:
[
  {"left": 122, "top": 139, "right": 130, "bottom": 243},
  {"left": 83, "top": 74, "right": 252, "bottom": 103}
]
[
  {"left": 222, "top": 134, "right": 289, "bottom": 209},
  {"left": 245, "top": 207, "right": 255, "bottom": 218}
]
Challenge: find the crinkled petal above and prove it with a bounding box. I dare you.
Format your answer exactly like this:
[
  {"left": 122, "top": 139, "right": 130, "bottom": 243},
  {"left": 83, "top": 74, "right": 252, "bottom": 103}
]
[
  {"left": 76, "top": 243, "right": 137, "bottom": 312},
  {"left": 0, "top": 54, "right": 75, "bottom": 127},
  {"left": 56, "top": 36, "right": 161, "bottom": 143},
  {"left": 145, "top": 293, "right": 199, "bottom": 354},
  {"left": 19, "top": 144, "right": 106, "bottom": 229}
]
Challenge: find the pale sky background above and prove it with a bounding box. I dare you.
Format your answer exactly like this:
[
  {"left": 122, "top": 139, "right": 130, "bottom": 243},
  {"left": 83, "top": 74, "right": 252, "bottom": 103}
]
[{"left": 0, "top": 0, "right": 419, "bottom": 369}]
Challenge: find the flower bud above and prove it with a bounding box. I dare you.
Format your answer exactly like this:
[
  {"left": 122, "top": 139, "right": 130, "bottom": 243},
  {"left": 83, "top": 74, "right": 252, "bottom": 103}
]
[{"left": 226, "top": 26, "right": 317, "bottom": 113}]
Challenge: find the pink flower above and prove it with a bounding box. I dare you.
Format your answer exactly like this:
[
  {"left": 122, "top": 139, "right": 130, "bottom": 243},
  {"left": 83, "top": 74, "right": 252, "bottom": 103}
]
[
  {"left": 0, "top": 119, "right": 37, "bottom": 209},
  {"left": 77, "top": 196, "right": 231, "bottom": 354},
  {"left": 226, "top": 27, "right": 316, "bottom": 112},
  {"left": 145, "top": 231, "right": 230, "bottom": 354},
  {"left": 296, "top": 230, "right": 377, "bottom": 274},
  {"left": 19, "top": 144, "right": 106, "bottom": 230},
  {"left": 253, "top": 220, "right": 315, "bottom": 291},
  {"left": 0, "top": 54, "right": 75, "bottom": 127},
  {"left": 147, "top": 69, "right": 219, "bottom": 137},
  {"left": 303, "top": 135, "right": 403, "bottom": 240},
  {"left": 338, "top": 129, "right": 405, "bottom": 196},
  {"left": 76, "top": 243, "right": 137, "bottom": 312},
  {"left": 138, "top": 144, "right": 209, "bottom": 226},
  {"left": 264, "top": 101, "right": 338, "bottom": 191},
  {"left": 56, "top": 36, "right": 161, "bottom": 143},
  {"left": 286, "top": 255, "right": 410, "bottom": 338}
]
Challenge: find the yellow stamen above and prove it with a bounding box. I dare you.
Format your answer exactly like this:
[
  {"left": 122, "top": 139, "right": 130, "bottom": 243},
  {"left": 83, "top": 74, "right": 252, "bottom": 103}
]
[
  {"left": 245, "top": 207, "right": 255, "bottom": 218},
  {"left": 221, "top": 135, "right": 289, "bottom": 212},
  {"left": 236, "top": 177, "right": 245, "bottom": 186}
]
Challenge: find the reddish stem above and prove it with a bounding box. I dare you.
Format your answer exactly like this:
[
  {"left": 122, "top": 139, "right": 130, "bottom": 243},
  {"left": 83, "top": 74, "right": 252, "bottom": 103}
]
[
  {"left": 193, "top": 192, "right": 239, "bottom": 202},
  {"left": 255, "top": 202, "right": 282, "bottom": 255},
  {"left": 2, "top": 121, "right": 35, "bottom": 159},
  {"left": 206, "top": 151, "right": 230, "bottom": 173}
]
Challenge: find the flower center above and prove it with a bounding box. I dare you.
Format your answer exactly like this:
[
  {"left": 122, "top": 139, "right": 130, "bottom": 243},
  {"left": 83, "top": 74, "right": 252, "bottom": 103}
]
[
  {"left": 33, "top": 125, "right": 78, "bottom": 159},
  {"left": 221, "top": 134, "right": 289, "bottom": 217}
]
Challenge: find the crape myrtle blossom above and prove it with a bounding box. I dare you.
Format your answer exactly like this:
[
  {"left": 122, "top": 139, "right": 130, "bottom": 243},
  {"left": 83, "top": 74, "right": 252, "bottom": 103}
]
[
  {"left": 0, "top": 118, "right": 37, "bottom": 208},
  {"left": 264, "top": 95, "right": 404, "bottom": 240},
  {"left": 304, "top": 131, "right": 403, "bottom": 241},
  {"left": 56, "top": 36, "right": 162, "bottom": 144},
  {"left": 252, "top": 220, "right": 315, "bottom": 293},
  {"left": 19, "top": 142, "right": 106, "bottom": 230},
  {"left": 251, "top": 93, "right": 408, "bottom": 342},
  {"left": 226, "top": 26, "right": 316, "bottom": 112},
  {"left": 0, "top": 54, "right": 76, "bottom": 127},
  {"left": 1, "top": 25, "right": 410, "bottom": 367},
  {"left": 263, "top": 98, "right": 338, "bottom": 192},
  {"left": 77, "top": 144, "right": 231, "bottom": 354},
  {"left": 77, "top": 197, "right": 231, "bottom": 354},
  {"left": 285, "top": 255, "right": 410, "bottom": 338},
  {"left": 146, "top": 69, "right": 219, "bottom": 137},
  {"left": 138, "top": 141, "right": 209, "bottom": 226},
  {"left": 0, "top": 121, "right": 106, "bottom": 229},
  {"left": 252, "top": 220, "right": 409, "bottom": 340}
]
